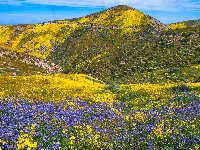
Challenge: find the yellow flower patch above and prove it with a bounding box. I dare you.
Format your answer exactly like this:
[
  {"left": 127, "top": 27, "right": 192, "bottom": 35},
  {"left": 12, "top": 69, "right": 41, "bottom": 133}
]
[
  {"left": 16, "top": 133, "right": 37, "bottom": 150},
  {"left": 0, "top": 74, "right": 115, "bottom": 103}
]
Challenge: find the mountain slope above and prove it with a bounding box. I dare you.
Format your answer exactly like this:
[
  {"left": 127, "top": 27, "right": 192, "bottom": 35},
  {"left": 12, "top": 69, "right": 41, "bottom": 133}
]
[
  {"left": 0, "top": 5, "right": 169, "bottom": 59},
  {"left": 0, "top": 23, "right": 82, "bottom": 59},
  {"left": 0, "top": 5, "right": 169, "bottom": 60},
  {"left": 74, "top": 5, "right": 168, "bottom": 31},
  {"left": 183, "top": 19, "right": 200, "bottom": 27},
  {"left": 47, "top": 26, "right": 200, "bottom": 83},
  {"left": 167, "top": 19, "right": 200, "bottom": 30},
  {"left": 1, "top": 5, "right": 200, "bottom": 84},
  {"left": 0, "top": 48, "right": 62, "bottom": 75}
]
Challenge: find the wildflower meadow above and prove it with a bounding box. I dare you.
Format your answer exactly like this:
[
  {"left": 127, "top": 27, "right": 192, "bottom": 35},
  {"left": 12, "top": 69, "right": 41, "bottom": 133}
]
[
  {"left": 0, "top": 4, "right": 200, "bottom": 150},
  {"left": 0, "top": 74, "right": 200, "bottom": 149}
]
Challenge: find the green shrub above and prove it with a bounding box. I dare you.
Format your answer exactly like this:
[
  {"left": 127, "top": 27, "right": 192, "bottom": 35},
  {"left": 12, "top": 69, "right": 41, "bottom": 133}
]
[
  {"left": 104, "top": 84, "right": 120, "bottom": 94},
  {"left": 171, "top": 84, "right": 191, "bottom": 94}
]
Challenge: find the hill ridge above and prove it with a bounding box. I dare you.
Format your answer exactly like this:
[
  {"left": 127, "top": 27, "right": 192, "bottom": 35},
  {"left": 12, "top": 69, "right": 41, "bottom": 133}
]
[
  {"left": 166, "top": 19, "right": 200, "bottom": 30},
  {"left": 1, "top": 5, "right": 200, "bottom": 84},
  {"left": 45, "top": 5, "right": 168, "bottom": 32},
  {"left": 71, "top": 5, "right": 169, "bottom": 31}
]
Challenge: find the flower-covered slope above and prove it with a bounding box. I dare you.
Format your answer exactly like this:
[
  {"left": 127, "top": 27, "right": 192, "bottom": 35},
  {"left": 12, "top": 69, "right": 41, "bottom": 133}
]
[
  {"left": 167, "top": 22, "right": 186, "bottom": 30},
  {"left": 0, "top": 23, "right": 81, "bottom": 59},
  {"left": 167, "top": 19, "right": 200, "bottom": 30},
  {"left": 48, "top": 25, "right": 200, "bottom": 83},
  {"left": 1, "top": 74, "right": 200, "bottom": 149},
  {"left": 0, "top": 5, "right": 169, "bottom": 60},
  {"left": 75, "top": 5, "right": 169, "bottom": 31}
]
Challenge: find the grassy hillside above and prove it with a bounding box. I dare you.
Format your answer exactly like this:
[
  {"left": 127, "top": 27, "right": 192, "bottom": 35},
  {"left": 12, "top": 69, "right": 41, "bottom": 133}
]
[
  {"left": 167, "top": 19, "right": 200, "bottom": 29},
  {"left": 0, "top": 23, "right": 81, "bottom": 59},
  {"left": 1, "top": 73, "right": 200, "bottom": 110},
  {"left": 47, "top": 26, "right": 200, "bottom": 83},
  {"left": 0, "top": 5, "right": 168, "bottom": 60},
  {"left": 0, "top": 5, "right": 200, "bottom": 84},
  {"left": 0, "top": 48, "right": 62, "bottom": 75},
  {"left": 73, "top": 5, "right": 168, "bottom": 31}
]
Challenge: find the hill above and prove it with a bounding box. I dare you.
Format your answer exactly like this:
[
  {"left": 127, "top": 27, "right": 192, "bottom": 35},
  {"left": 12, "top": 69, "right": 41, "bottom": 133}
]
[
  {"left": 183, "top": 19, "right": 200, "bottom": 27},
  {"left": 0, "top": 48, "right": 62, "bottom": 75},
  {"left": 47, "top": 26, "right": 200, "bottom": 83},
  {"left": 0, "top": 23, "right": 81, "bottom": 59},
  {"left": 0, "top": 5, "right": 200, "bottom": 84},
  {"left": 167, "top": 19, "right": 200, "bottom": 30},
  {"left": 72, "top": 5, "right": 169, "bottom": 31},
  {"left": 1, "top": 5, "right": 200, "bottom": 149},
  {"left": 0, "top": 5, "right": 168, "bottom": 59}
]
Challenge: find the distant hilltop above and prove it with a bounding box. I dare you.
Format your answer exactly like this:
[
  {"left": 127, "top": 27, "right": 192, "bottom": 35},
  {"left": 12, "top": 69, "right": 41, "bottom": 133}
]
[
  {"left": 167, "top": 19, "right": 200, "bottom": 29},
  {"left": 44, "top": 5, "right": 169, "bottom": 32}
]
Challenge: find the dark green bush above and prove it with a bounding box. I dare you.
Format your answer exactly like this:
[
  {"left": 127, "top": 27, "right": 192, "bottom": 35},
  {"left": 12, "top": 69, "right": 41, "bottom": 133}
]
[
  {"left": 104, "top": 84, "right": 120, "bottom": 94},
  {"left": 171, "top": 84, "right": 191, "bottom": 94},
  {"left": 168, "top": 67, "right": 179, "bottom": 74}
]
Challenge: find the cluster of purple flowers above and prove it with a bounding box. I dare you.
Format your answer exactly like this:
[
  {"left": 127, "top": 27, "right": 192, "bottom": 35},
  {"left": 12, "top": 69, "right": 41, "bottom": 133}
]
[{"left": 0, "top": 94, "right": 200, "bottom": 149}]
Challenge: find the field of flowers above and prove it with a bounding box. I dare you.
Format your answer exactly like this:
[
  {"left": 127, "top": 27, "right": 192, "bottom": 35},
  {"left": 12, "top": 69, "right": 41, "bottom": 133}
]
[
  {"left": 1, "top": 4, "right": 200, "bottom": 149},
  {"left": 1, "top": 74, "right": 200, "bottom": 149}
]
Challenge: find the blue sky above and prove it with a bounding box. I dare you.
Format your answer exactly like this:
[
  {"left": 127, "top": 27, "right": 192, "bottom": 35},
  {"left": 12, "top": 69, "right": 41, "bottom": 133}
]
[{"left": 0, "top": 0, "right": 200, "bottom": 25}]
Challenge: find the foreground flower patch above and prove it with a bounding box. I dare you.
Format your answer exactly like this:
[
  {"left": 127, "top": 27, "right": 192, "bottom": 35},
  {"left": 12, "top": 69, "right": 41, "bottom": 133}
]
[
  {"left": 0, "top": 74, "right": 115, "bottom": 103},
  {"left": 0, "top": 94, "right": 200, "bottom": 149}
]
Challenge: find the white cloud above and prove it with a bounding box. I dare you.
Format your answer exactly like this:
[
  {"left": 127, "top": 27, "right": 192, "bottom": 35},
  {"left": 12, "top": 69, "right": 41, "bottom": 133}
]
[{"left": 1, "top": 0, "right": 200, "bottom": 12}]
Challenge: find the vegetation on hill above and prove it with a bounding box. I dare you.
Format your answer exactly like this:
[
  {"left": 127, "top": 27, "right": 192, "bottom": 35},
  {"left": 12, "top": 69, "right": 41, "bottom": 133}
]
[
  {"left": 183, "top": 19, "right": 200, "bottom": 27},
  {"left": 74, "top": 5, "right": 168, "bottom": 31},
  {"left": 0, "top": 5, "right": 168, "bottom": 60},
  {"left": 76, "top": 5, "right": 148, "bottom": 28},
  {"left": 166, "top": 22, "right": 186, "bottom": 30},
  {"left": 47, "top": 26, "right": 200, "bottom": 83},
  {"left": 1, "top": 5, "right": 200, "bottom": 149},
  {"left": 0, "top": 23, "right": 81, "bottom": 59},
  {"left": 167, "top": 19, "right": 200, "bottom": 29},
  {"left": 0, "top": 5, "right": 199, "bottom": 84},
  {"left": 0, "top": 48, "right": 62, "bottom": 75}
]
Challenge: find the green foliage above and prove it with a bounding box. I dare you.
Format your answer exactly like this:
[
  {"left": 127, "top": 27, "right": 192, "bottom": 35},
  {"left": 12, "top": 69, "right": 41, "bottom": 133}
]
[
  {"left": 171, "top": 84, "right": 192, "bottom": 94},
  {"left": 104, "top": 84, "right": 120, "bottom": 94},
  {"left": 130, "top": 62, "right": 200, "bottom": 84},
  {"left": 162, "top": 93, "right": 200, "bottom": 108},
  {"left": 47, "top": 25, "right": 200, "bottom": 84}
]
